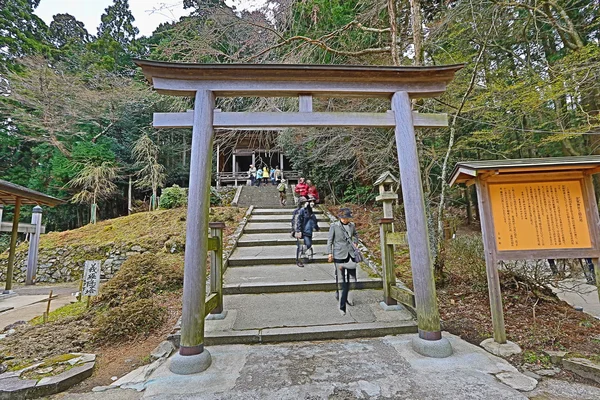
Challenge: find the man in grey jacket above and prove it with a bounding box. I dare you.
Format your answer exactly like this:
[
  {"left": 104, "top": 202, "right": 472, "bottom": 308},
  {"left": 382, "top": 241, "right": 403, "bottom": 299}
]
[{"left": 327, "top": 208, "right": 358, "bottom": 315}]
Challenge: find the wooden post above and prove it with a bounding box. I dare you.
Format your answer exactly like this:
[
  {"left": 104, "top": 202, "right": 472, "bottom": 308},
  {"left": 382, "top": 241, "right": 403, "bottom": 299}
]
[
  {"left": 380, "top": 218, "right": 397, "bottom": 305},
  {"left": 464, "top": 187, "right": 472, "bottom": 225},
  {"left": 233, "top": 153, "right": 237, "bottom": 186},
  {"left": 216, "top": 143, "right": 221, "bottom": 188},
  {"left": 209, "top": 222, "right": 225, "bottom": 314},
  {"left": 0, "top": 205, "right": 3, "bottom": 224},
  {"left": 475, "top": 179, "right": 507, "bottom": 344},
  {"left": 44, "top": 290, "right": 53, "bottom": 322},
  {"left": 179, "top": 90, "right": 215, "bottom": 358},
  {"left": 591, "top": 258, "right": 600, "bottom": 303},
  {"left": 26, "top": 205, "right": 43, "bottom": 285},
  {"left": 5, "top": 197, "right": 22, "bottom": 292},
  {"left": 128, "top": 176, "right": 132, "bottom": 215},
  {"left": 391, "top": 92, "right": 442, "bottom": 340}
]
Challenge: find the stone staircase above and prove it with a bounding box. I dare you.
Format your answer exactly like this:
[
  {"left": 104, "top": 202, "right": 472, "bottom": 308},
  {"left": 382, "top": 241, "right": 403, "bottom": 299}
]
[
  {"left": 236, "top": 185, "right": 294, "bottom": 208},
  {"left": 202, "top": 207, "right": 418, "bottom": 345}
]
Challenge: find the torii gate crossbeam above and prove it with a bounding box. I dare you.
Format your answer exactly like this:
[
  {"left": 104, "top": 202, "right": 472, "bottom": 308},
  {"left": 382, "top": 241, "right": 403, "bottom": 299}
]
[{"left": 134, "top": 60, "right": 464, "bottom": 374}]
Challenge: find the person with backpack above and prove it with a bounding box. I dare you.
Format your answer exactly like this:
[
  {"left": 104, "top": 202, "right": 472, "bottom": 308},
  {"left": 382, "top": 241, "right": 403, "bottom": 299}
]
[
  {"left": 327, "top": 208, "right": 359, "bottom": 315},
  {"left": 291, "top": 196, "right": 308, "bottom": 267},
  {"left": 295, "top": 196, "right": 320, "bottom": 266},
  {"left": 270, "top": 167, "right": 276, "bottom": 185},
  {"left": 277, "top": 179, "right": 288, "bottom": 206}
]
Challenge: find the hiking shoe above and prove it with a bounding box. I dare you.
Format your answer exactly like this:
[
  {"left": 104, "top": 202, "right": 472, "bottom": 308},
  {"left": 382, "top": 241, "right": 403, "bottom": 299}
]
[
  {"left": 296, "top": 262, "right": 304, "bottom": 268},
  {"left": 339, "top": 309, "right": 346, "bottom": 316}
]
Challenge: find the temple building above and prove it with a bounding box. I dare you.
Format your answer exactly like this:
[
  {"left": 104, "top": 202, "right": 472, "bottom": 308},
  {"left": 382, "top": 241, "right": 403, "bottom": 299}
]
[{"left": 215, "top": 130, "right": 299, "bottom": 186}]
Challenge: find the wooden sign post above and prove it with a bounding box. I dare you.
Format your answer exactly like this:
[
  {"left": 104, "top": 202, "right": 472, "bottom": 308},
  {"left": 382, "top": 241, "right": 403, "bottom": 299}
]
[{"left": 450, "top": 157, "right": 600, "bottom": 348}]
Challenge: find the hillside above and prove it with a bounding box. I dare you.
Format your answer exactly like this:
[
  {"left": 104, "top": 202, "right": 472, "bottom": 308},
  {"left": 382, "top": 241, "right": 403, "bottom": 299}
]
[
  {"left": 0, "top": 206, "right": 247, "bottom": 389},
  {"left": 0, "top": 207, "right": 246, "bottom": 284}
]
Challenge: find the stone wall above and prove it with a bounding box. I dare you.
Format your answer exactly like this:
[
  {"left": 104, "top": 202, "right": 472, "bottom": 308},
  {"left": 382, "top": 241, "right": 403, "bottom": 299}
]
[{"left": 0, "top": 243, "right": 150, "bottom": 284}]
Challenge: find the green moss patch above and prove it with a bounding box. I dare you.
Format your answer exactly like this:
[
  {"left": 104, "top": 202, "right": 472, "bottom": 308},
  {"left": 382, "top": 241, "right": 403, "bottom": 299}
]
[{"left": 30, "top": 302, "right": 87, "bottom": 326}]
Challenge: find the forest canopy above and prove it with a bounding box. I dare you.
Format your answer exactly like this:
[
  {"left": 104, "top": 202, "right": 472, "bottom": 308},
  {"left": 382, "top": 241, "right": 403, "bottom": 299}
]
[{"left": 0, "top": 0, "right": 598, "bottom": 233}]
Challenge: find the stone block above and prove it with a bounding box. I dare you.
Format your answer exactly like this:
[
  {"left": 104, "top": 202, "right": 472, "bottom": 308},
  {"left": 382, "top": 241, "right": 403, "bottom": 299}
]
[
  {"left": 562, "top": 358, "right": 600, "bottom": 384},
  {"left": 543, "top": 350, "right": 568, "bottom": 364},
  {"left": 480, "top": 338, "right": 522, "bottom": 357},
  {"left": 495, "top": 372, "right": 537, "bottom": 392},
  {"left": 150, "top": 341, "right": 175, "bottom": 360},
  {"left": 0, "top": 377, "right": 37, "bottom": 400}
]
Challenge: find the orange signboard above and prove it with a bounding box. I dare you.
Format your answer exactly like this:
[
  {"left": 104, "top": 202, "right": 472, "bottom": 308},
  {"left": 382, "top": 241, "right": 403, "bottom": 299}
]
[{"left": 489, "top": 181, "right": 591, "bottom": 251}]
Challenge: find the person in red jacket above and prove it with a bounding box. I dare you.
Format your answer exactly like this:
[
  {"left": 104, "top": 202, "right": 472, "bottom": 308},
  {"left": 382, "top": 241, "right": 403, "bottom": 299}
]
[
  {"left": 295, "top": 177, "right": 309, "bottom": 198},
  {"left": 306, "top": 180, "right": 320, "bottom": 203}
]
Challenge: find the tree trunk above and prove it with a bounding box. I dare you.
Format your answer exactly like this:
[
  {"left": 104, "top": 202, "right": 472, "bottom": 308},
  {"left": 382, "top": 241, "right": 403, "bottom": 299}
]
[{"left": 409, "top": 0, "right": 423, "bottom": 65}]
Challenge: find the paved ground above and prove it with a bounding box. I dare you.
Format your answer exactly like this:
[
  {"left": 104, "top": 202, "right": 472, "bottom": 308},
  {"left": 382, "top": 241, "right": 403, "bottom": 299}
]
[
  {"left": 54, "top": 333, "right": 600, "bottom": 400},
  {"left": 554, "top": 278, "right": 600, "bottom": 319},
  {"left": 0, "top": 282, "right": 78, "bottom": 330}
]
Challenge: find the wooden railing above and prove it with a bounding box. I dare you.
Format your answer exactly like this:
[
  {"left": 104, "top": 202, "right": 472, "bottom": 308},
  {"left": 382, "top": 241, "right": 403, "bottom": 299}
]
[
  {"left": 204, "top": 222, "right": 224, "bottom": 317},
  {"left": 218, "top": 170, "right": 300, "bottom": 182}
]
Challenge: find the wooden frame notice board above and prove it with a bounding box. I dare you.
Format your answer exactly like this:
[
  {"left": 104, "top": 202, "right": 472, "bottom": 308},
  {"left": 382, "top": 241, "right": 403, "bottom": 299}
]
[{"left": 480, "top": 172, "right": 600, "bottom": 261}]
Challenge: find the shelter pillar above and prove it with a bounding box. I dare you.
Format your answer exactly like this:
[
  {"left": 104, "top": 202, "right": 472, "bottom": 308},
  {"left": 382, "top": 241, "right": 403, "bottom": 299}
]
[
  {"left": 391, "top": 92, "right": 452, "bottom": 357},
  {"left": 0, "top": 204, "right": 3, "bottom": 224},
  {"left": 170, "top": 90, "right": 214, "bottom": 375},
  {"left": 233, "top": 153, "right": 237, "bottom": 186},
  {"left": 216, "top": 143, "right": 221, "bottom": 188},
  {"left": 26, "top": 206, "right": 43, "bottom": 285},
  {"left": 5, "top": 197, "right": 22, "bottom": 292}
]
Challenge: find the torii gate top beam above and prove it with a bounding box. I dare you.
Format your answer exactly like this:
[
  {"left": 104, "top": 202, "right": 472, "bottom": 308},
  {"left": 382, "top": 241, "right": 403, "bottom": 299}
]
[{"left": 133, "top": 60, "right": 463, "bottom": 99}]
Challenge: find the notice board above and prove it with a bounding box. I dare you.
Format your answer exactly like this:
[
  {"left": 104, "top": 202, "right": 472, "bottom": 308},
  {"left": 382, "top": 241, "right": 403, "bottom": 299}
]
[{"left": 489, "top": 180, "right": 591, "bottom": 251}]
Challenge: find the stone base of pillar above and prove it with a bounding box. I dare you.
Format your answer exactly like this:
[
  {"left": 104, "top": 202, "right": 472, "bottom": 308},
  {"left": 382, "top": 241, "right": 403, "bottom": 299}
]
[
  {"left": 206, "top": 310, "right": 228, "bottom": 320},
  {"left": 169, "top": 349, "right": 212, "bottom": 375},
  {"left": 411, "top": 335, "right": 453, "bottom": 358},
  {"left": 379, "top": 301, "right": 403, "bottom": 311}
]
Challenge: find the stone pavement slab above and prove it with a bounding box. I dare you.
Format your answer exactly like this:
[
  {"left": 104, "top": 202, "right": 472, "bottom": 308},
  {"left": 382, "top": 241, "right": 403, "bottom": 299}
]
[
  {"left": 219, "top": 289, "right": 403, "bottom": 331},
  {"left": 252, "top": 208, "right": 300, "bottom": 214},
  {"left": 141, "top": 333, "right": 535, "bottom": 399}
]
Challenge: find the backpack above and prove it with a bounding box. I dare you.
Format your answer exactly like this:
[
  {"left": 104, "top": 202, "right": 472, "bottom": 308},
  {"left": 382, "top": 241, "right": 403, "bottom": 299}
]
[
  {"left": 291, "top": 208, "right": 302, "bottom": 233},
  {"left": 277, "top": 182, "right": 286, "bottom": 192}
]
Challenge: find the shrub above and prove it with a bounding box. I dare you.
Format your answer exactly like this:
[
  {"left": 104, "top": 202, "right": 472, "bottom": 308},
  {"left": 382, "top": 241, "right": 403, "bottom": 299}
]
[
  {"left": 96, "top": 253, "right": 183, "bottom": 308},
  {"left": 93, "top": 298, "right": 167, "bottom": 343},
  {"left": 445, "top": 234, "right": 487, "bottom": 290},
  {"left": 159, "top": 185, "right": 187, "bottom": 209}
]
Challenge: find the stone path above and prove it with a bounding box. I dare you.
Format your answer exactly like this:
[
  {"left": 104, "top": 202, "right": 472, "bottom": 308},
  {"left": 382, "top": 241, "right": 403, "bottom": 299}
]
[
  {"left": 236, "top": 184, "right": 294, "bottom": 208},
  {"left": 200, "top": 207, "right": 418, "bottom": 344}
]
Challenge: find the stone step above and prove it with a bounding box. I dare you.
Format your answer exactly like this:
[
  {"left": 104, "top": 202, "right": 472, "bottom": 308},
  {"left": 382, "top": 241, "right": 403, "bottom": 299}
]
[
  {"left": 244, "top": 222, "right": 330, "bottom": 234},
  {"left": 223, "top": 262, "right": 380, "bottom": 294},
  {"left": 252, "top": 208, "right": 307, "bottom": 214},
  {"left": 228, "top": 244, "right": 330, "bottom": 266},
  {"left": 168, "top": 290, "right": 417, "bottom": 346},
  {"left": 236, "top": 185, "right": 295, "bottom": 208},
  {"left": 249, "top": 213, "right": 324, "bottom": 222},
  {"left": 236, "top": 232, "right": 329, "bottom": 247}
]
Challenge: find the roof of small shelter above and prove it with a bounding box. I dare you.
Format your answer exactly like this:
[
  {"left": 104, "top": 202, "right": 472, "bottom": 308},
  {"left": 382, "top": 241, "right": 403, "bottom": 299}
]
[
  {"left": 133, "top": 59, "right": 464, "bottom": 98},
  {"left": 449, "top": 156, "right": 600, "bottom": 186},
  {"left": 374, "top": 171, "right": 399, "bottom": 186},
  {"left": 0, "top": 179, "right": 65, "bottom": 206}
]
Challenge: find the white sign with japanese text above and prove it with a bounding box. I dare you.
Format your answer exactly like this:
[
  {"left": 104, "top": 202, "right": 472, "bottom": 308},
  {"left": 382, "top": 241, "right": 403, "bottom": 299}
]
[{"left": 82, "top": 260, "right": 101, "bottom": 296}]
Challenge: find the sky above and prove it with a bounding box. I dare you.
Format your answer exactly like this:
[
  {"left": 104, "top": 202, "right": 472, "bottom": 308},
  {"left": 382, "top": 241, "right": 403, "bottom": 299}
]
[{"left": 34, "top": 0, "right": 269, "bottom": 38}]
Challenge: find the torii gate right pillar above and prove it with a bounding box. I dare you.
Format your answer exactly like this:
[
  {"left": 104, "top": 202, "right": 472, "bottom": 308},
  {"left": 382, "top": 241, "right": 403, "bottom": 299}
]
[{"left": 392, "top": 92, "right": 452, "bottom": 357}]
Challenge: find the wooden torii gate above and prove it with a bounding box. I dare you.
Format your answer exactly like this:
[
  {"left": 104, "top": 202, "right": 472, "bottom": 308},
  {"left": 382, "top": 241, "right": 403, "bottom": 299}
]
[{"left": 134, "top": 60, "right": 463, "bottom": 374}]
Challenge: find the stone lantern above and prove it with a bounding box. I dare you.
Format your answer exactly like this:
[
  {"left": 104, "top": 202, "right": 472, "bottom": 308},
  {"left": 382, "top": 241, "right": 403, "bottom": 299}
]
[{"left": 374, "top": 171, "right": 399, "bottom": 219}]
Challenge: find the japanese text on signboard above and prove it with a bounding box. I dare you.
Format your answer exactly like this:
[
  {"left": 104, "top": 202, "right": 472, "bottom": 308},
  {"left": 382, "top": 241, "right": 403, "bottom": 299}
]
[
  {"left": 489, "top": 181, "right": 591, "bottom": 251},
  {"left": 82, "top": 260, "right": 101, "bottom": 296}
]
